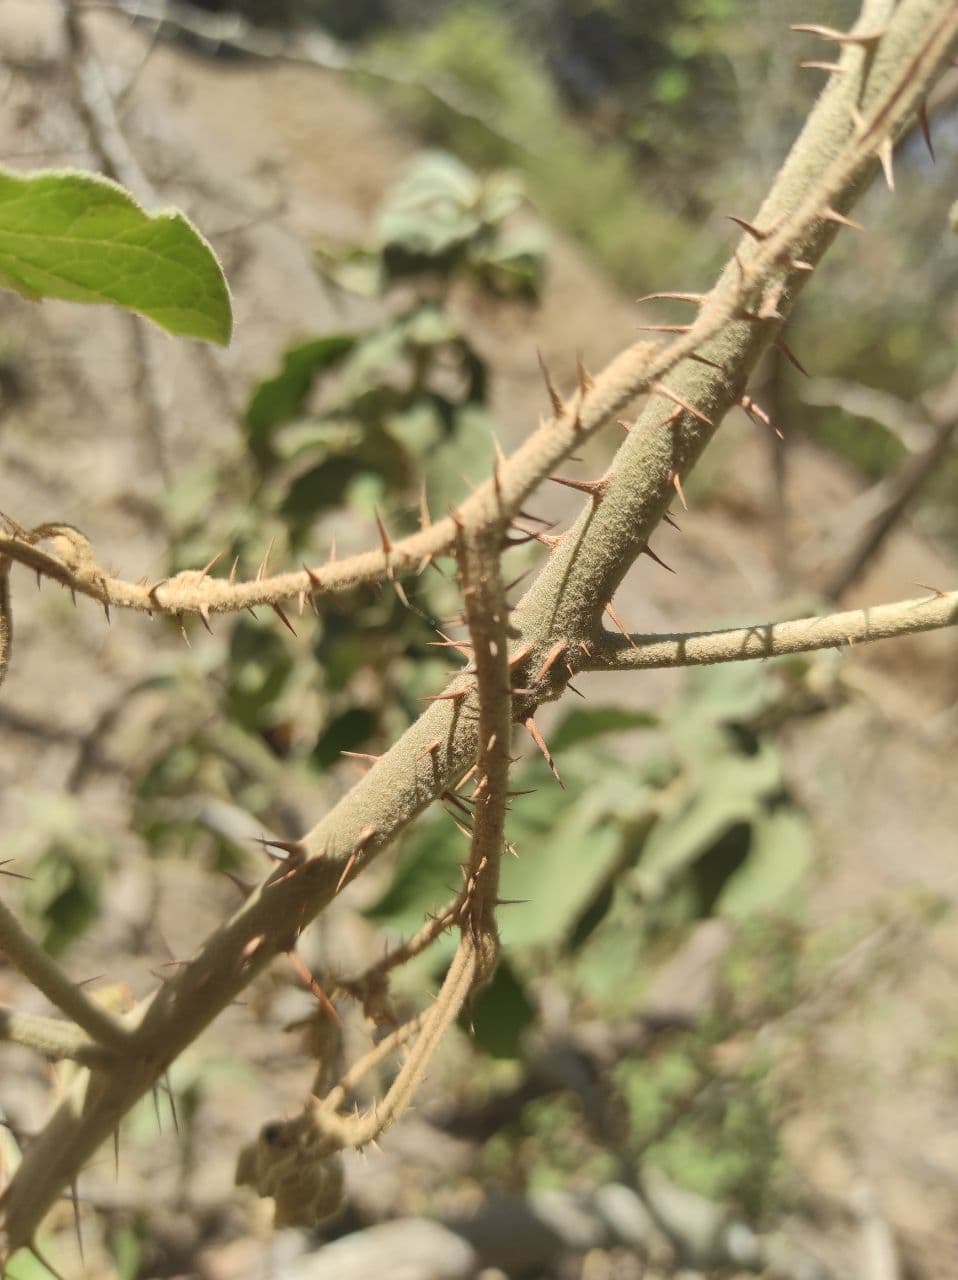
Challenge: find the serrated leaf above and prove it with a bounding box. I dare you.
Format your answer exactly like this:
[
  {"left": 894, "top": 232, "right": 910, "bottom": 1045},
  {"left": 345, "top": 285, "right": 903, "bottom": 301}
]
[{"left": 0, "top": 167, "right": 232, "bottom": 343}]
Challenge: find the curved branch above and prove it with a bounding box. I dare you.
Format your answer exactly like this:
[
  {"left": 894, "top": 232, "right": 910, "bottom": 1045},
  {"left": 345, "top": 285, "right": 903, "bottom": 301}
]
[
  {"left": 0, "top": 897, "right": 129, "bottom": 1050},
  {"left": 581, "top": 589, "right": 958, "bottom": 671},
  {"left": 2, "top": 0, "right": 956, "bottom": 1253}
]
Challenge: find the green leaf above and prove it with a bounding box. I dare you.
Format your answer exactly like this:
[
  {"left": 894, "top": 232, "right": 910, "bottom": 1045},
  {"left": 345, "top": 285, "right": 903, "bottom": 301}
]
[
  {"left": 467, "top": 956, "right": 535, "bottom": 1058},
  {"left": 0, "top": 168, "right": 232, "bottom": 343},
  {"left": 551, "top": 706, "right": 658, "bottom": 752},
  {"left": 245, "top": 335, "right": 357, "bottom": 444},
  {"left": 718, "top": 808, "right": 812, "bottom": 918}
]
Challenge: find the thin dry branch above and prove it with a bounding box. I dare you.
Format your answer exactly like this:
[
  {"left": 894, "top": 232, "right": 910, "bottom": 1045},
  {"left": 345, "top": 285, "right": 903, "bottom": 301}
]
[
  {"left": 0, "top": 898, "right": 129, "bottom": 1050},
  {"left": 2, "top": 0, "right": 956, "bottom": 1253},
  {"left": 582, "top": 589, "right": 958, "bottom": 671},
  {"left": 0, "top": 1007, "right": 113, "bottom": 1068},
  {"left": 310, "top": 526, "right": 512, "bottom": 1152}
]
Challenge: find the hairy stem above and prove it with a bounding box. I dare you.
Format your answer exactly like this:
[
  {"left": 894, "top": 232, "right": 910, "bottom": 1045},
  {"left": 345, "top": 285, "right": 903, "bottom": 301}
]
[{"left": 582, "top": 589, "right": 958, "bottom": 671}]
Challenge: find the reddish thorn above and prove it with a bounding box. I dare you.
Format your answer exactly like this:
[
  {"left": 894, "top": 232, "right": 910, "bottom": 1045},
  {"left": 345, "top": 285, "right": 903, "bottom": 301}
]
[
  {"left": 341, "top": 750, "right": 380, "bottom": 767},
  {"left": 532, "top": 639, "right": 566, "bottom": 684},
  {"left": 799, "top": 60, "right": 845, "bottom": 73},
  {"left": 641, "top": 543, "right": 675, "bottom": 573},
  {"left": 652, "top": 383, "right": 712, "bottom": 426},
  {"left": 671, "top": 471, "right": 688, "bottom": 510},
  {"left": 255, "top": 537, "right": 275, "bottom": 582},
  {"left": 254, "top": 835, "right": 307, "bottom": 862},
  {"left": 575, "top": 351, "right": 594, "bottom": 394},
  {"left": 774, "top": 336, "right": 810, "bottom": 377},
  {"left": 604, "top": 600, "right": 637, "bottom": 648},
  {"left": 523, "top": 716, "right": 563, "bottom": 788},
  {"left": 687, "top": 352, "right": 724, "bottom": 371},
  {"left": 228, "top": 555, "right": 239, "bottom": 585},
  {"left": 271, "top": 602, "right": 297, "bottom": 636},
  {"left": 199, "top": 550, "right": 224, "bottom": 576},
  {"left": 419, "top": 479, "right": 432, "bottom": 530},
  {"left": 616, "top": 418, "right": 633, "bottom": 433},
  {"left": 727, "top": 214, "right": 768, "bottom": 241},
  {"left": 635, "top": 290, "right": 705, "bottom": 305},
  {"left": 791, "top": 259, "right": 814, "bottom": 272},
  {"left": 638, "top": 323, "right": 694, "bottom": 334},
  {"left": 197, "top": 605, "right": 213, "bottom": 635},
  {"left": 790, "top": 22, "right": 885, "bottom": 46},
  {"left": 916, "top": 100, "right": 934, "bottom": 162},
  {"left": 548, "top": 473, "right": 608, "bottom": 499},
  {"left": 423, "top": 686, "right": 471, "bottom": 704},
  {"left": 877, "top": 136, "right": 895, "bottom": 191},
  {"left": 536, "top": 347, "right": 564, "bottom": 417},
  {"left": 823, "top": 206, "right": 863, "bottom": 231}
]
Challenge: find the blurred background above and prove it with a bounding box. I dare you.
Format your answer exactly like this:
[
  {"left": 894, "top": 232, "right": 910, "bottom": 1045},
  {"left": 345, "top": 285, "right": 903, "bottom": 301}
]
[{"left": 0, "top": 2, "right": 956, "bottom": 1277}]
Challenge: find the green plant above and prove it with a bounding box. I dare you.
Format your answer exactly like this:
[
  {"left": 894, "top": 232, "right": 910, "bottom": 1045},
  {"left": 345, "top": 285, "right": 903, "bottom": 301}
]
[{"left": 0, "top": 3, "right": 957, "bottom": 1271}]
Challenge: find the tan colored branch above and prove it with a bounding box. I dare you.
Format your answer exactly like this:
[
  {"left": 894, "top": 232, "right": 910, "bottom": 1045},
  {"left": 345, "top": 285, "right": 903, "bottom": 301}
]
[
  {"left": 0, "top": 1005, "right": 113, "bottom": 1067},
  {"left": 582, "top": 589, "right": 958, "bottom": 671},
  {"left": 0, "top": 898, "right": 129, "bottom": 1050},
  {"left": 2, "top": 0, "right": 956, "bottom": 1253}
]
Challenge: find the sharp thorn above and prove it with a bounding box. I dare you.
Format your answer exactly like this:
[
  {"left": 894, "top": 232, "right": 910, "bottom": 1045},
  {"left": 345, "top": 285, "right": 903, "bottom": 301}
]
[
  {"left": 635, "top": 290, "right": 705, "bottom": 305},
  {"left": 419, "top": 479, "right": 432, "bottom": 530},
  {"left": 823, "top": 206, "right": 863, "bottom": 231},
  {"left": 877, "top": 135, "right": 895, "bottom": 190},
  {"left": 641, "top": 543, "right": 675, "bottom": 573},
  {"left": 663, "top": 511, "right": 682, "bottom": 531},
  {"left": 790, "top": 23, "right": 885, "bottom": 47},
  {"left": 604, "top": 600, "right": 637, "bottom": 648},
  {"left": 532, "top": 639, "right": 566, "bottom": 684},
  {"left": 548, "top": 473, "right": 609, "bottom": 499},
  {"left": 774, "top": 335, "right": 810, "bottom": 377},
  {"left": 916, "top": 100, "right": 934, "bottom": 162},
  {"left": 652, "top": 383, "right": 712, "bottom": 426},
  {"left": 727, "top": 214, "right": 768, "bottom": 241},
  {"left": 536, "top": 347, "right": 564, "bottom": 417},
  {"left": 575, "top": 351, "right": 594, "bottom": 393},
  {"left": 254, "top": 836, "right": 307, "bottom": 862},
  {"left": 523, "top": 716, "right": 563, "bottom": 787},
  {"left": 799, "top": 59, "right": 845, "bottom": 73},
  {"left": 687, "top": 352, "right": 724, "bottom": 370},
  {"left": 229, "top": 555, "right": 239, "bottom": 585},
  {"left": 637, "top": 323, "right": 694, "bottom": 334},
  {"left": 272, "top": 602, "right": 297, "bottom": 636}
]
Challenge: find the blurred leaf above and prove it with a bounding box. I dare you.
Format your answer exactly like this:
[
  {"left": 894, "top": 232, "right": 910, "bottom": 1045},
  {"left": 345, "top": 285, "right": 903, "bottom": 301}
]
[
  {"left": 312, "top": 707, "right": 379, "bottom": 769},
  {"left": 499, "top": 809, "right": 626, "bottom": 949},
  {"left": 4, "top": 1242, "right": 64, "bottom": 1280},
  {"left": 634, "top": 743, "right": 780, "bottom": 902},
  {"left": 0, "top": 167, "right": 231, "bottom": 343},
  {"left": 718, "top": 807, "right": 812, "bottom": 918},
  {"left": 367, "top": 817, "right": 455, "bottom": 938},
  {"left": 109, "top": 1224, "right": 144, "bottom": 1280},
  {"left": 245, "top": 334, "right": 357, "bottom": 455},
  {"left": 467, "top": 955, "right": 535, "bottom": 1058},
  {"left": 26, "top": 842, "right": 104, "bottom": 954},
  {"left": 551, "top": 706, "right": 658, "bottom": 751}
]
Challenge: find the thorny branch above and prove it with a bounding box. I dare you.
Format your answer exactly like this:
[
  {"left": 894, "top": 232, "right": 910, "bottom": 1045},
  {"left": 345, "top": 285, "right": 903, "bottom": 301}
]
[
  {"left": 1, "top": 0, "right": 958, "bottom": 1256},
  {"left": 582, "top": 589, "right": 958, "bottom": 672}
]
